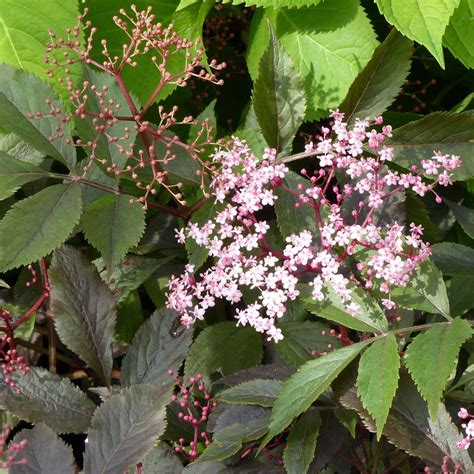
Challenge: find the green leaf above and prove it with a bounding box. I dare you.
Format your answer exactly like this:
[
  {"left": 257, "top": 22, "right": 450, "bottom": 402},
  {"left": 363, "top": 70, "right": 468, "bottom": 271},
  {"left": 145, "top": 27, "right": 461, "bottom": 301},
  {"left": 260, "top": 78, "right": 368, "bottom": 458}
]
[
  {"left": 253, "top": 25, "right": 306, "bottom": 153},
  {"left": 340, "top": 29, "right": 413, "bottom": 125},
  {"left": 82, "top": 0, "right": 179, "bottom": 106},
  {"left": 0, "top": 0, "right": 82, "bottom": 97},
  {"left": 443, "top": 0, "right": 474, "bottom": 69},
  {"left": 82, "top": 194, "right": 145, "bottom": 272},
  {"left": 337, "top": 370, "right": 473, "bottom": 471},
  {"left": 374, "top": 0, "right": 460, "bottom": 68},
  {"left": 141, "top": 442, "right": 183, "bottom": 474},
  {"left": 95, "top": 255, "right": 167, "bottom": 303},
  {"left": 0, "top": 65, "right": 76, "bottom": 167},
  {"left": 75, "top": 67, "right": 138, "bottom": 171},
  {"left": 283, "top": 408, "right": 321, "bottom": 474},
  {"left": 431, "top": 242, "right": 474, "bottom": 276},
  {"left": 390, "top": 259, "right": 450, "bottom": 317},
  {"left": 356, "top": 334, "right": 400, "bottom": 438},
  {"left": 121, "top": 308, "right": 193, "bottom": 386},
  {"left": 10, "top": 424, "right": 76, "bottom": 474},
  {"left": 0, "top": 132, "right": 44, "bottom": 165},
  {"left": 444, "top": 198, "right": 474, "bottom": 239},
  {"left": 217, "top": 379, "right": 283, "bottom": 407},
  {"left": 249, "top": 1, "right": 379, "bottom": 119},
  {"left": 274, "top": 171, "right": 319, "bottom": 239},
  {"left": 261, "top": 341, "right": 369, "bottom": 447},
  {"left": 448, "top": 276, "right": 474, "bottom": 316},
  {"left": 234, "top": 103, "right": 267, "bottom": 158},
  {"left": 0, "top": 367, "right": 95, "bottom": 434},
  {"left": 49, "top": 246, "right": 117, "bottom": 386},
  {"left": 0, "top": 183, "right": 83, "bottom": 271},
  {"left": 222, "top": 0, "right": 322, "bottom": 7},
  {"left": 188, "top": 99, "right": 217, "bottom": 145},
  {"left": 274, "top": 321, "right": 342, "bottom": 367},
  {"left": 185, "top": 322, "right": 263, "bottom": 381},
  {"left": 305, "top": 285, "right": 388, "bottom": 333},
  {"left": 83, "top": 383, "right": 171, "bottom": 474},
  {"left": 405, "top": 318, "right": 473, "bottom": 417},
  {"left": 451, "top": 92, "right": 474, "bottom": 113},
  {"left": 115, "top": 289, "right": 143, "bottom": 343},
  {"left": 386, "top": 111, "right": 474, "bottom": 181},
  {"left": 185, "top": 199, "right": 223, "bottom": 270},
  {"left": 0, "top": 151, "right": 48, "bottom": 200},
  {"left": 199, "top": 411, "right": 270, "bottom": 462}
]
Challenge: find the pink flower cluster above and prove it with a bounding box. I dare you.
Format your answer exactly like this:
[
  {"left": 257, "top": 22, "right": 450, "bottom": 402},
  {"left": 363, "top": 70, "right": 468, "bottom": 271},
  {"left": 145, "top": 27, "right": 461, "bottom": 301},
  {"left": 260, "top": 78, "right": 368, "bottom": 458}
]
[
  {"left": 457, "top": 408, "right": 474, "bottom": 450},
  {"left": 166, "top": 112, "right": 461, "bottom": 341}
]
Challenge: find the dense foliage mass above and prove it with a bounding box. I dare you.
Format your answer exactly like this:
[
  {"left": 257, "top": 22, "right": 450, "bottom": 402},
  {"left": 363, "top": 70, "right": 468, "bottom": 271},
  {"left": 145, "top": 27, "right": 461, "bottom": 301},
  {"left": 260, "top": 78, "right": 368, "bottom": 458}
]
[{"left": 0, "top": 0, "right": 473, "bottom": 472}]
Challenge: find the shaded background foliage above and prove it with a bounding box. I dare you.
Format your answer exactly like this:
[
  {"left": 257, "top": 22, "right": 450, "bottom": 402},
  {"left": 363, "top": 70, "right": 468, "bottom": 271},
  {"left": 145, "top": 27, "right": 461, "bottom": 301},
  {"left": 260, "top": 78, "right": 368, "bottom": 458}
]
[{"left": 0, "top": 0, "right": 473, "bottom": 472}]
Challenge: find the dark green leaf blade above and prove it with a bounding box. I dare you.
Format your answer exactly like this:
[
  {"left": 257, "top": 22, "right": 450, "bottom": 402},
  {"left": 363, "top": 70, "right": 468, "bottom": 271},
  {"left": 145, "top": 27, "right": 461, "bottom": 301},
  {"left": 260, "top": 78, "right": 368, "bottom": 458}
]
[
  {"left": 444, "top": 198, "right": 474, "bottom": 239},
  {"left": 374, "top": 0, "right": 459, "bottom": 67},
  {"left": 261, "top": 342, "right": 369, "bottom": 447},
  {"left": 199, "top": 410, "right": 270, "bottom": 462},
  {"left": 390, "top": 259, "right": 450, "bottom": 317},
  {"left": 404, "top": 318, "right": 473, "bottom": 417},
  {"left": 0, "top": 183, "right": 83, "bottom": 271},
  {"left": 82, "top": 194, "right": 145, "bottom": 272},
  {"left": 357, "top": 334, "right": 400, "bottom": 438},
  {"left": 443, "top": 0, "right": 474, "bottom": 69},
  {"left": 141, "top": 442, "right": 183, "bottom": 474},
  {"left": 83, "top": 383, "right": 171, "bottom": 474},
  {"left": 0, "top": 65, "right": 75, "bottom": 167},
  {"left": 253, "top": 25, "right": 306, "bottom": 153},
  {"left": 283, "top": 408, "right": 321, "bottom": 474},
  {"left": 185, "top": 322, "right": 263, "bottom": 381},
  {"left": 431, "top": 242, "right": 474, "bottom": 277},
  {"left": 274, "top": 171, "right": 319, "bottom": 239},
  {"left": 338, "top": 371, "right": 473, "bottom": 472},
  {"left": 121, "top": 308, "right": 193, "bottom": 386},
  {"left": 217, "top": 379, "right": 283, "bottom": 407},
  {"left": 340, "top": 29, "right": 412, "bottom": 125},
  {"left": 10, "top": 424, "right": 76, "bottom": 474},
  {"left": 386, "top": 111, "right": 474, "bottom": 181},
  {"left": 0, "top": 367, "right": 95, "bottom": 434},
  {"left": 274, "top": 321, "right": 342, "bottom": 367},
  {"left": 305, "top": 285, "right": 388, "bottom": 333},
  {"left": 49, "top": 246, "right": 117, "bottom": 386},
  {"left": 0, "top": 151, "right": 48, "bottom": 200}
]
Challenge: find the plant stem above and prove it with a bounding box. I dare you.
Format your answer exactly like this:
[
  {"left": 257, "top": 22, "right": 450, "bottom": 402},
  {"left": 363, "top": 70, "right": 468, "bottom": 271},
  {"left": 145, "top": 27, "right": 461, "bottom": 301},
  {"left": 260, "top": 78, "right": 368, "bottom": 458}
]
[{"left": 371, "top": 438, "right": 384, "bottom": 474}]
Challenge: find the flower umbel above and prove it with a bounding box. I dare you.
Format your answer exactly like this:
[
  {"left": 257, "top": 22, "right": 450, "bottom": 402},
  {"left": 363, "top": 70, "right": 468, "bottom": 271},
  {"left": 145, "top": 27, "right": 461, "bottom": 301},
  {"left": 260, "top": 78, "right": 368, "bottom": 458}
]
[{"left": 166, "top": 112, "right": 461, "bottom": 342}]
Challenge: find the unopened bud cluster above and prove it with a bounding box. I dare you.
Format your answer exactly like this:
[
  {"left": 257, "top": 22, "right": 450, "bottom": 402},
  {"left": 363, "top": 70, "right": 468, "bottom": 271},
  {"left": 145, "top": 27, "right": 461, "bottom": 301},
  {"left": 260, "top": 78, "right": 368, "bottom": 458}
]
[
  {"left": 169, "top": 371, "right": 216, "bottom": 461},
  {"left": 36, "top": 6, "right": 227, "bottom": 208}
]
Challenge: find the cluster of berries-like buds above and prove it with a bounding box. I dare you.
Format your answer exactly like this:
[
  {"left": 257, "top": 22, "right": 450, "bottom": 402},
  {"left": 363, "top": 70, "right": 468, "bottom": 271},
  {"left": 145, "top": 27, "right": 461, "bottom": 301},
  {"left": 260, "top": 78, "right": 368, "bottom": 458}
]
[
  {"left": 36, "top": 6, "right": 227, "bottom": 209},
  {"left": 167, "top": 112, "right": 461, "bottom": 342},
  {"left": 169, "top": 371, "right": 216, "bottom": 461},
  {"left": 0, "top": 424, "right": 27, "bottom": 469},
  {"left": 0, "top": 311, "right": 29, "bottom": 392}
]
